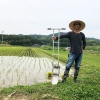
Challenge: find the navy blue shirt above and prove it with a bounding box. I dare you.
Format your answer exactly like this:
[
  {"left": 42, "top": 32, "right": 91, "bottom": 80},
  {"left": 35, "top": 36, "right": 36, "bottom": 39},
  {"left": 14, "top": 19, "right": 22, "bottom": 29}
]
[{"left": 56, "top": 31, "right": 86, "bottom": 53}]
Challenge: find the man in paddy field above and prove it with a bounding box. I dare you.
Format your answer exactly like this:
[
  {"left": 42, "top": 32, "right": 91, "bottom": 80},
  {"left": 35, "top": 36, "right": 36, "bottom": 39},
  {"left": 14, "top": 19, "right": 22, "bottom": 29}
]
[{"left": 52, "top": 20, "right": 86, "bottom": 83}]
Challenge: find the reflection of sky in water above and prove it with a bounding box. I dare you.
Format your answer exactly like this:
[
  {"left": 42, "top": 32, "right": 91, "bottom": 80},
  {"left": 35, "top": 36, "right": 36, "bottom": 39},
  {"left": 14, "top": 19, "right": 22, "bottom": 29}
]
[{"left": 0, "top": 56, "right": 65, "bottom": 87}]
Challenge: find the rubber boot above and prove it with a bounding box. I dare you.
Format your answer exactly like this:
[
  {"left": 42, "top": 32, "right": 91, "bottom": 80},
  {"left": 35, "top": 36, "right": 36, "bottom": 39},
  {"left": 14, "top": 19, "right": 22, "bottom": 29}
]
[
  {"left": 62, "top": 69, "right": 69, "bottom": 83},
  {"left": 74, "top": 69, "right": 79, "bottom": 83}
]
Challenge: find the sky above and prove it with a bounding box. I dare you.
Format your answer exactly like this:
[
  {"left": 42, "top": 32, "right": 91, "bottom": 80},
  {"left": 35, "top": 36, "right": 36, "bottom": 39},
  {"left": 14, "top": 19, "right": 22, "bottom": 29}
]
[{"left": 0, "top": 0, "right": 100, "bottom": 39}]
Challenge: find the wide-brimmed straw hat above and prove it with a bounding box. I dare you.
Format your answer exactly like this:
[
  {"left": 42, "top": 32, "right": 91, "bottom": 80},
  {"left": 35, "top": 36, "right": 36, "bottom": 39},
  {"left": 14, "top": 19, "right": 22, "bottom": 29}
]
[{"left": 69, "top": 20, "right": 85, "bottom": 31}]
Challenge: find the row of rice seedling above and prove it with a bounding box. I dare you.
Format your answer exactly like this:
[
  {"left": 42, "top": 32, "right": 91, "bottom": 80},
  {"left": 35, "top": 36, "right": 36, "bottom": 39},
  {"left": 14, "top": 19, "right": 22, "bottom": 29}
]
[{"left": 0, "top": 46, "right": 65, "bottom": 87}]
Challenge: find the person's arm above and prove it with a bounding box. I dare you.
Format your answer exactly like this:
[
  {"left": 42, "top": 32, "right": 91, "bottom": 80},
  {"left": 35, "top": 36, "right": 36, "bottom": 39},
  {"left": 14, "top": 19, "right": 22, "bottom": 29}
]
[
  {"left": 52, "top": 32, "right": 70, "bottom": 41},
  {"left": 82, "top": 33, "right": 86, "bottom": 50}
]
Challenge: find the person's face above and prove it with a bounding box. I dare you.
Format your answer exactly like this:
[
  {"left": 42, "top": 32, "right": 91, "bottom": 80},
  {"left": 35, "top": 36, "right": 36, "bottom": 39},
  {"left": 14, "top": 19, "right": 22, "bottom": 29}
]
[{"left": 73, "top": 22, "right": 81, "bottom": 30}]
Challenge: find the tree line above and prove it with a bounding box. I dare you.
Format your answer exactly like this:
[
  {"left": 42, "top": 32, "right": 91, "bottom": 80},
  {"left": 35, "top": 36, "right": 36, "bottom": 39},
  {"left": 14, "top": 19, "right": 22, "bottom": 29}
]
[{"left": 0, "top": 34, "right": 100, "bottom": 47}]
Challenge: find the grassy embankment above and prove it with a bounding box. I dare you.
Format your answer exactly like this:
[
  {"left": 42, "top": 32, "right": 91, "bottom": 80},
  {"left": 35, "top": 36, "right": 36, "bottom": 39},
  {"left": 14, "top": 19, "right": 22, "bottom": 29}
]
[{"left": 0, "top": 46, "right": 100, "bottom": 100}]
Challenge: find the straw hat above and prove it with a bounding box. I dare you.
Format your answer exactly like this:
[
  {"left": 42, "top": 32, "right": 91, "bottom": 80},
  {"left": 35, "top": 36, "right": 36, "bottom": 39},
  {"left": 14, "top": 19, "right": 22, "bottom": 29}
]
[{"left": 69, "top": 20, "right": 85, "bottom": 31}]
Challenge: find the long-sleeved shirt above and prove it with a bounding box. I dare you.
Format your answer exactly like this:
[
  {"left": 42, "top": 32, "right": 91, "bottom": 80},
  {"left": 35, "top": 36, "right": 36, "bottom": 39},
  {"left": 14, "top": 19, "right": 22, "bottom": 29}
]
[{"left": 56, "top": 31, "right": 86, "bottom": 53}]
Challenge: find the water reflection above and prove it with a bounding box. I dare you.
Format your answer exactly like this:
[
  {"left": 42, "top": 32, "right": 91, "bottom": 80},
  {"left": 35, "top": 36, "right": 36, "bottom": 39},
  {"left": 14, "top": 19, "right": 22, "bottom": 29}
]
[{"left": 0, "top": 56, "right": 65, "bottom": 87}]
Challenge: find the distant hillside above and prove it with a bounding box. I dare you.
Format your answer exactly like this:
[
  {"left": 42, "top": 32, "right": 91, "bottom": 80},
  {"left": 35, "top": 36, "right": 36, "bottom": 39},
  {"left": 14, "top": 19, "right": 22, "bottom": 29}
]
[
  {"left": 86, "top": 37, "right": 100, "bottom": 41},
  {"left": 0, "top": 33, "right": 100, "bottom": 46}
]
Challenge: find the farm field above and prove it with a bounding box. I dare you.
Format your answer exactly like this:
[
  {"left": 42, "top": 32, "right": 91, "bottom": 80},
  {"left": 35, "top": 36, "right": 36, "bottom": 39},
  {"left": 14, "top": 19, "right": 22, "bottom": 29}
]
[
  {"left": 0, "top": 45, "right": 100, "bottom": 100},
  {"left": 0, "top": 46, "right": 65, "bottom": 87}
]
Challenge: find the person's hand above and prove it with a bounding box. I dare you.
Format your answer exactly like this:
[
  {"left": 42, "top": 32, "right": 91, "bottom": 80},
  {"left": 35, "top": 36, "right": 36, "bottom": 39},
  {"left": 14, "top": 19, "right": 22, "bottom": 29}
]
[{"left": 52, "top": 36, "right": 56, "bottom": 40}]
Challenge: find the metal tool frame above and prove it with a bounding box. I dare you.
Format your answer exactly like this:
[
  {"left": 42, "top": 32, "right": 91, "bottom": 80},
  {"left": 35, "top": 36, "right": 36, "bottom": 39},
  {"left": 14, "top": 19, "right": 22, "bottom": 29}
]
[{"left": 47, "top": 28, "right": 66, "bottom": 79}]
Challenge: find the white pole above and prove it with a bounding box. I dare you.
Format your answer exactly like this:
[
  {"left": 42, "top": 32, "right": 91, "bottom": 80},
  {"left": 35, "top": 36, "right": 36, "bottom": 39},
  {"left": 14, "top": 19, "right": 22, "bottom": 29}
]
[
  {"left": 58, "top": 29, "right": 60, "bottom": 66},
  {"left": 1, "top": 31, "right": 4, "bottom": 44},
  {"left": 52, "top": 29, "right": 54, "bottom": 67}
]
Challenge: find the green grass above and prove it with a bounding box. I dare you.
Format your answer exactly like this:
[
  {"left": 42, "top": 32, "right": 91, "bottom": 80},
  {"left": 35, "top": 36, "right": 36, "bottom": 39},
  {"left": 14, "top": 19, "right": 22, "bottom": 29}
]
[{"left": 0, "top": 46, "right": 100, "bottom": 100}]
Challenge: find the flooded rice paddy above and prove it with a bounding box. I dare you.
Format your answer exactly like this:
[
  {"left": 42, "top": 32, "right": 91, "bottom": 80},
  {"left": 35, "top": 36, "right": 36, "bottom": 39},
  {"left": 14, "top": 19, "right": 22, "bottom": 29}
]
[{"left": 0, "top": 56, "right": 65, "bottom": 87}]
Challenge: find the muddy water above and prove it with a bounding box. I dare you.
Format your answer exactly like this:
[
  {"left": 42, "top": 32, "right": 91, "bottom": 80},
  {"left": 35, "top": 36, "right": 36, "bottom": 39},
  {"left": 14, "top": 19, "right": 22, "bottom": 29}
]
[{"left": 0, "top": 56, "right": 66, "bottom": 87}]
